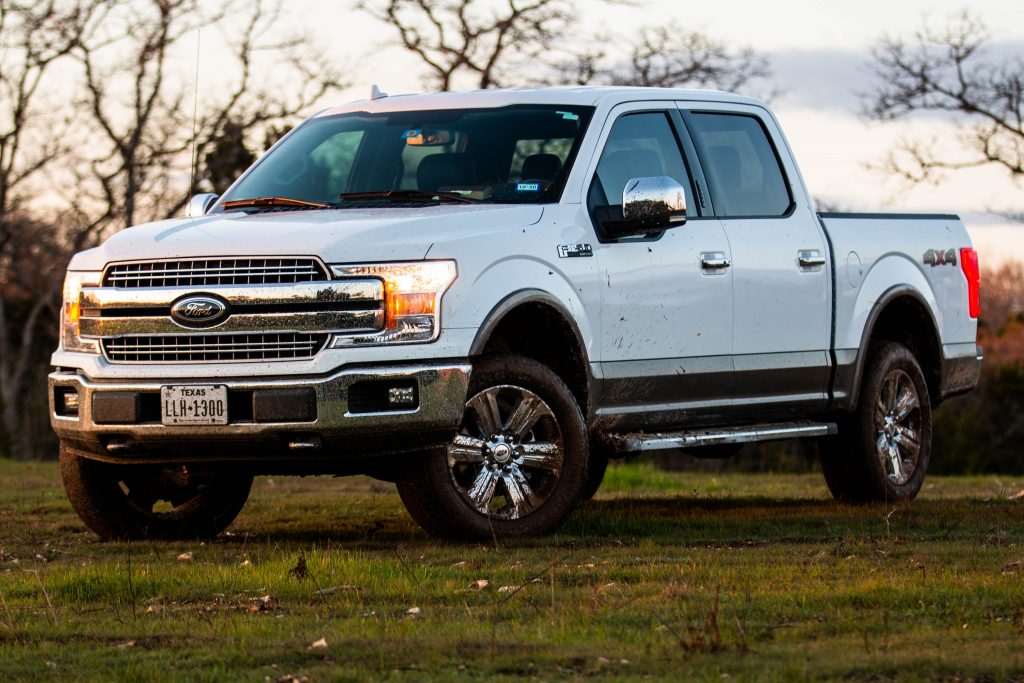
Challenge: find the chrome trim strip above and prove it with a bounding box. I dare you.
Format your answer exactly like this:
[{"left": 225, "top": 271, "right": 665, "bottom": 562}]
[
  {"left": 618, "top": 420, "right": 837, "bottom": 452},
  {"left": 81, "top": 310, "right": 384, "bottom": 337},
  {"left": 82, "top": 281, "right": 383, "bottom": 309}
]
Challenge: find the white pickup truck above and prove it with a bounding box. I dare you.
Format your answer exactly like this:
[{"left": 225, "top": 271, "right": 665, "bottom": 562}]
[{"left": 50, "top": 86, "right": 982, "bottom": 540}]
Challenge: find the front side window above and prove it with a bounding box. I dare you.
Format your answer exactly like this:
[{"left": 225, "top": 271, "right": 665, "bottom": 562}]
[
  {"left": 686, "top": 112, "right": 792, "bottom": 217},
  {"left": 222, "top": 105, "right": 594, "bottom": 207},
  {"left": 587, "top": 111, "right": 696, "bottom": 220}
]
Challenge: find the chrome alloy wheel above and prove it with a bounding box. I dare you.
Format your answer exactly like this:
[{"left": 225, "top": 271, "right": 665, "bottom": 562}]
[
  {"left": 874, "top": 368, "right": 922, "bottom": 485},
  {"left": 446, "top": 384, "right": 564, "bottom": 520}
]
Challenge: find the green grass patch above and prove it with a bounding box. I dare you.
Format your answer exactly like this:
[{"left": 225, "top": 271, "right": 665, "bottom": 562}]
[{"left": 0, "top": 459, "right": 1022, "bottom": 681}]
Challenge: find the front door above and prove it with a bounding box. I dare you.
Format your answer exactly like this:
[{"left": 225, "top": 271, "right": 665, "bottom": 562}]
[{"left": 586, "top": 105, "right": 734, "bottom": 430}]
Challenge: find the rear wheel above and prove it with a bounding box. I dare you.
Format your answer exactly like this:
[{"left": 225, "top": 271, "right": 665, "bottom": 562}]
[
  {"left": 821, "top": 342, "right": 932, "bottom": 503},
  {"left": 397, "top": 355, "right": 588, "bottom": 539},
  {"left": 60, "top": 443, "right": 252, "bottom": 540}
]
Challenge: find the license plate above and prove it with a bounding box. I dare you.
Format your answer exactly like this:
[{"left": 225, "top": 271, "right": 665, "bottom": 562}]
[{"left": 161, "top": 385, "right": 228, "bottom": 425}]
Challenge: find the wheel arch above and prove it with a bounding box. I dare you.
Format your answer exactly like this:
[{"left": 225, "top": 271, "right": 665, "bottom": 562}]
[
  {"left": 469, "top": 289, "right": 593, "bottom": 418},
  {"left": 848, "top": 285, "right": 942, "bottom": 409}
]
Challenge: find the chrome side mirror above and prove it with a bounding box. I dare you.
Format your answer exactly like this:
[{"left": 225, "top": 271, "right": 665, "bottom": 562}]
[
  {"left": 186, "top": 193, "right": 219, "bottom": 217},
  {"left": 622, "top": 176, "right": 686, "bottom": 227}
]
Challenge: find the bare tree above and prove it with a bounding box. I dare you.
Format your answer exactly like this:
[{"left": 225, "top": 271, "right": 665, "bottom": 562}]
[
  {"left": 75, "top": 0, "right": 345, "bottom": 231},
  {"left": 357, "top": 0, "right": 574, "bottom": 90},
  {"left": 867, "top": 12, "right": 1024, "bottom": 195},
  {"left": 0, "top": 0, "right": 110, "bottom": 459},
  {"left": 563, "top": 23, "right": 771, "bottom": 93},
  {"left": 361, "top": 1, "right": 770, "bottom": 95}
]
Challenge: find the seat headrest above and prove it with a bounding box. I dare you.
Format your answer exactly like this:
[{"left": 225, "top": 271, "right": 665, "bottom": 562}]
[
  {"left": 706, "top": 145, "right": 742, "bottom": 192},
  {"left": 417, "top": 153, "right": 475, "bottom": 193},
  {"left": 521, "top": 153, "right": 562, "bottom": 182}
]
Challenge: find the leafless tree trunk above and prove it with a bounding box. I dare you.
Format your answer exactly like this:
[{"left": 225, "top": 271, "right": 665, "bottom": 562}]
[{"left": 866, "top": 11, "right": 1024, "bottom": 200}]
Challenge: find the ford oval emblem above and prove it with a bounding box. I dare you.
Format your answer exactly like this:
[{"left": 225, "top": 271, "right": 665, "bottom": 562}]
[{"left": 170, "top": 295, "right": 229, "bottom": 328}]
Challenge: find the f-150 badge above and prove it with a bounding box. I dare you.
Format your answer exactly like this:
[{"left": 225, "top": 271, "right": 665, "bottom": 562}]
[
  {"left": 923, "top": 248, "right": 957, "bottom": 267},
  {"left": 557, "top": 244, "right": 593, "bottom": 258}
]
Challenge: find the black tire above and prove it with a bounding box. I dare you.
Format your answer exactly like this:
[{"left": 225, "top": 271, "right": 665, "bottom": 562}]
[
  {"left": 820, "top": 342, "right": 932, "bottom": 503},
  {"left": 397, "top": 355, "right": 588, "bottom": 540},
  {"left": 60, "top": 443, "right": 253, "bottom": 540}
]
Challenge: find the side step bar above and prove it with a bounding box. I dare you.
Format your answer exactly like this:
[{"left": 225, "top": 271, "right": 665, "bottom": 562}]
[{"left": 612, "top": 420, "right": 838, "bottom": 453}]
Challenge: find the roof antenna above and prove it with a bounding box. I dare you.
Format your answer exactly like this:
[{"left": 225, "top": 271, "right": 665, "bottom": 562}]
[
  {"left": 188, "top": 28, "right": 202, "bottom": 204},
  {"left": 370, "top": 84, "right": 388, "bottom": 100}
]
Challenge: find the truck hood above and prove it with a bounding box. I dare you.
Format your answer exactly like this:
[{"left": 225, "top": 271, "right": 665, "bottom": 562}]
[{"left": 69, "top": 204, "right": 544, "bottom": 270}]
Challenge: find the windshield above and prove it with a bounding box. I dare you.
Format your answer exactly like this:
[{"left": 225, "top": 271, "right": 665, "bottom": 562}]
[{"left": 221, "top": 105, "right": 595, "bottom": 207}]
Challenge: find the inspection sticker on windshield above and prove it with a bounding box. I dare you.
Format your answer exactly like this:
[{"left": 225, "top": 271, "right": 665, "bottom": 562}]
[
  {"left": 516, "top": 182, "right": 541, "bottom": 192},
  {"left": 557, "top": 244, "right": 593, "bottom": 258}
]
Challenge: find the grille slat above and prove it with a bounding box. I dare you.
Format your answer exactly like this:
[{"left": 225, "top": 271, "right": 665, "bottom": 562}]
[
  {"left": 103, "top": 333, "right": 328, "bottom": 363},
  {"left": 104, "top": 258, "right": 328, "bottom": 288}
]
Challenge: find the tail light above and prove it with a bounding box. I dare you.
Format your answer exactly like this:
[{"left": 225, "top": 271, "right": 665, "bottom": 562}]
[{"left": 960, "top": 247, "right": 980, "bottom": 319}]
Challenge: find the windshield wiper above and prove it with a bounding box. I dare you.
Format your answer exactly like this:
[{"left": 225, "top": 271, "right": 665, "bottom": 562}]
[
  {"left": 221, "top": 196, "right": 330, "bottom": 212},
  {"left": 338, "top": 190, "right": 478, "bottom": 204}
]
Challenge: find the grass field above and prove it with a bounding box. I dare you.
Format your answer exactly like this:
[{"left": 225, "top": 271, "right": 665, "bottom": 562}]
[{"left": 1, "top": 458, "right": 1022, "bottom": 681}]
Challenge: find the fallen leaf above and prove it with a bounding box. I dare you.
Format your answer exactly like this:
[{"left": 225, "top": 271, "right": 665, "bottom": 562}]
[
  {"left": 497, "top": 585, "right": 518, "bottom": 593},
  {"left": 406, "top": 606, "right": 421, "bottom": 615},
  {"left": 176, "top": 552, "right": 193, "bottom": 562},
  {"left": 470, "top": 579, "right": 491, "bottom": 591},
  {"left": 115, "top": 641, "right": 135, "bottom": 649},
  {"left": 238, "top": 559, "right": 251, "bottom": 567},
  {"left": 308, "top": 637, "right": 328, "bottom": 650}
]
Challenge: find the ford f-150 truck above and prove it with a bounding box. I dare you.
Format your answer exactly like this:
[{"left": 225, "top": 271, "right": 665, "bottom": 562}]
[{"left": 50, "top": 86, "right": 982, "bottom": 540}]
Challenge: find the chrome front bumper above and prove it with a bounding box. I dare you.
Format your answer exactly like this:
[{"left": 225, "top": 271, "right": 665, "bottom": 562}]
[{"left": 49, "top": 362, "right": 471, "bottom": 462}]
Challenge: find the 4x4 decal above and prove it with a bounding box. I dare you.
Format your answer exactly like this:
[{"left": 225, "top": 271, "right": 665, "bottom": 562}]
[{"left": 923, "top": 248, "right": 957, "bottom": 267}]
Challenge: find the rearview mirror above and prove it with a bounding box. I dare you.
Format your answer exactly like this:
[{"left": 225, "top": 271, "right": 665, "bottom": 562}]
[{"left": 186, "top": 193, "right": 218, "bottom": 217}]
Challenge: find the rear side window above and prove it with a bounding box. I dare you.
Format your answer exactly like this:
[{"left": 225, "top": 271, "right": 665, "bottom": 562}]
[{"left": 687, "top": 113, "right": 791, "bottom": 217}]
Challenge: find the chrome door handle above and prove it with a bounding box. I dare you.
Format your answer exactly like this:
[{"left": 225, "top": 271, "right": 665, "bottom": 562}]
[
  {"left": 798, "top": 250, "right": 826, "bottom": 268},
  {"left": 700, "top": 252, "right": 731, "bottom": 270}
]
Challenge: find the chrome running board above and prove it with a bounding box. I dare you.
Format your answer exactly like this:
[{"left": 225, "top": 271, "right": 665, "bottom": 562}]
[{"left": 613, "top": 420, "right": 838, "bottom": 453}]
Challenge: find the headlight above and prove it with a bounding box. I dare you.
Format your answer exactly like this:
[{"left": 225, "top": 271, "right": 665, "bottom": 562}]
[
  {"left": 329, "top": 261, "right": 457, "bottom": 346},
  {"left": 61, "top": 272, "right": 101, "bottom": 354}
]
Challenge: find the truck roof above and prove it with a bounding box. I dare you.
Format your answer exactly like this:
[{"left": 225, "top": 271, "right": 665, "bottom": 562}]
[{"left": 315, "top": 86, "right": 766, "bottom": 117}]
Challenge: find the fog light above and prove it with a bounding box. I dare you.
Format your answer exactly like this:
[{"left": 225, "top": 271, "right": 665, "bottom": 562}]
[
  {"left": 387, "top": 385, "right": 416, "bottom": 407},
  {"left": 60, "top": 389, "right": 80, "bottom": 416}
]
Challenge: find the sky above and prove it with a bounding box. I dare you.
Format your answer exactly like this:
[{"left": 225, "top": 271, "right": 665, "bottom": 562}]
[{"left": 223, "top": 0, "right": 1024, "bottom": 265}]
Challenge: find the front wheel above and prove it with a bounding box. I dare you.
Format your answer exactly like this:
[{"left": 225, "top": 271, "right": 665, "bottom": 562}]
[
  {"left": 820, "top": 342, "right": 932, "bottom": 503},
  {"left": 60, "top": 443, "right": 253, "bottom": 540},
  {"left": 397, "top": 355, "right": 588, "bottom": 540}
]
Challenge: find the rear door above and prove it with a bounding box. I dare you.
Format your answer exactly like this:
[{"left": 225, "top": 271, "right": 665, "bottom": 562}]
[
  {"left": 585, "top": 103, "right": 735, "bottom": 430},
  {"left": 679, "top": 103, "right": 832, "bottom": 413}
]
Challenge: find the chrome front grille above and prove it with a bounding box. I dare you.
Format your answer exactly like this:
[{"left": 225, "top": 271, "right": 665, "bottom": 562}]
[
  {"left": 103, "top": 258, "right": 328, "bottom": 288},
  {"left": 103, "top": 333, "right": 329, "bottom": 363},
  {"left": 90, "top": 257, "right": 382, "bottom": 363}
]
